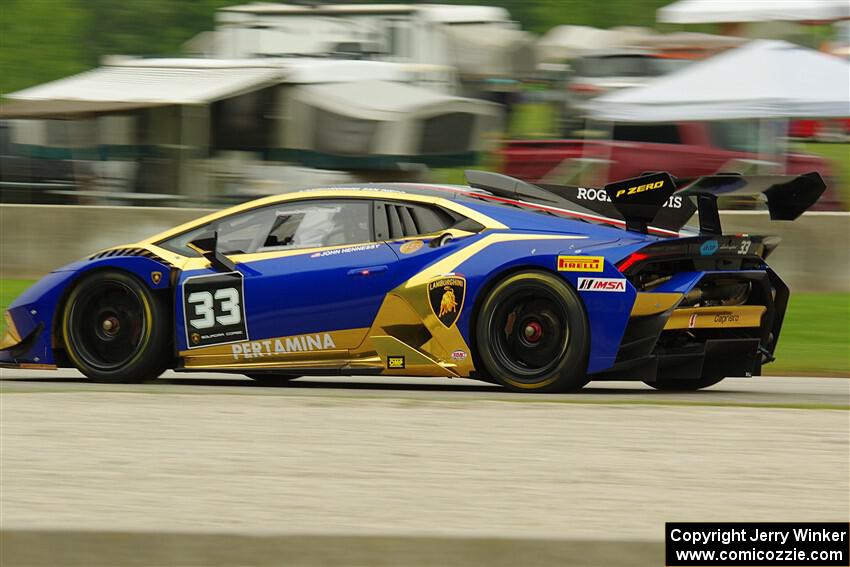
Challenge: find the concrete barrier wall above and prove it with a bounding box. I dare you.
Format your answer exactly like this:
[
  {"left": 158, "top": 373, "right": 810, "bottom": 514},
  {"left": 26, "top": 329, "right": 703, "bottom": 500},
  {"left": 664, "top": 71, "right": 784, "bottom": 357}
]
[
  {"left": 0, "top": 204, "right": 214, "bottom": 279},
  {"left": 1, "top": 205, "right": 847, "bottom": 291},
  {"left": 721, "top": 212, "right": 849, "bottom": 293}
]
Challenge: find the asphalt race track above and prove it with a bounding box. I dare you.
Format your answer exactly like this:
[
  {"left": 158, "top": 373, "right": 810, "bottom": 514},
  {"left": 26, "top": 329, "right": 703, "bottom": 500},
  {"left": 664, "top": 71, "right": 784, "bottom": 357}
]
[{"left": 1, "top": 370, "right": 848, "bottom": 566}]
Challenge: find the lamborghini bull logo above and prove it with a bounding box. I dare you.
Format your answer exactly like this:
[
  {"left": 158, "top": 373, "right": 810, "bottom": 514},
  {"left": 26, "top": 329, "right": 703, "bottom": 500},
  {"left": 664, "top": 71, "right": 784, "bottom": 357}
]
[
  {"left": 428, "top": 275, "right": 466, "bottom": 328},
  {"left": 439, "top": 286, "right": 458, "bottom": 318}
]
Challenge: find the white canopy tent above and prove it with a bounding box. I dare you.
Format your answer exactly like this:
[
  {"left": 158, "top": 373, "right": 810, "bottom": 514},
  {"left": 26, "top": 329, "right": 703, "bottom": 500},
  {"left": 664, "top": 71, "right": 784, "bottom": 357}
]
[
  {"left": 658, "top": 0, "right": 850, "bottom": 24},
  {"left": 1, "top": 60, "right": 288, "bottom": 117},
  {"left": 587, "top": 40, "right": 850, "bottom": 122}
]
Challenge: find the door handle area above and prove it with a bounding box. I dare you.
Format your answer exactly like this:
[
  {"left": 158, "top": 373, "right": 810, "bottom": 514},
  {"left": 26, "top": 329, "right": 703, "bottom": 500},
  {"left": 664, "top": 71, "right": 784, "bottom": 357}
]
[{"left": 347, "top": 265, "right": 389, "bottom": 277}]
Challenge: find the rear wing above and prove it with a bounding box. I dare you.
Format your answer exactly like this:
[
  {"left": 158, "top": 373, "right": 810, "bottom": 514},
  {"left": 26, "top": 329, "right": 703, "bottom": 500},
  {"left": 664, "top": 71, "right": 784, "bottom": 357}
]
[
  {"left": 464, "top": 170, "right": 826, "bottom": 236},
  {"left": 673, "top": 172, "right": 826, "bottom": 235}
]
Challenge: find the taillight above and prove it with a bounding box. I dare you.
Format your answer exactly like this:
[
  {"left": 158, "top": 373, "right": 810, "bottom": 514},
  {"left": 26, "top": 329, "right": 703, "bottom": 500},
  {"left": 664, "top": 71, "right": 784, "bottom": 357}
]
[{"left": 617, "top": 252, "right": 649, "bottom": 273}]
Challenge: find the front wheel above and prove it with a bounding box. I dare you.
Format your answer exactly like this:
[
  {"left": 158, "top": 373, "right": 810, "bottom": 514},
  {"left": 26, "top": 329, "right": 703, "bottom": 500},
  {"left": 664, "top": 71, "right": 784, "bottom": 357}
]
[
  {"left": 62, "top": 270, "right": 170, "bottom": 383},
  {"left": 474, "top": 271, "right": 590, "bottom": 393}
]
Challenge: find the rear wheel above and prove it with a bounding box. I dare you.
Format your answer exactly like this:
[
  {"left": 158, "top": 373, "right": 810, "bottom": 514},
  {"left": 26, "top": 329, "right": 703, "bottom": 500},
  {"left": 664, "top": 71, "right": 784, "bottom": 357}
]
[
  {"left": 474, "top": 271, "right": 589, "bottom": 393},
  {"left": 62, "top": 270, "right": 170, "bottom": 383},
  {"left": 644, "top": 376, "right": 726, "bottom": 391}
]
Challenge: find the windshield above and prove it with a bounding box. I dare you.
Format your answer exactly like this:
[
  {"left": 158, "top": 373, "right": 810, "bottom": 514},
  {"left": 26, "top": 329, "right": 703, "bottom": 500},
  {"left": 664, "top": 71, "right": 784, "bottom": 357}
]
[{"left": 708, "top": 121, "right": 784, "bottom": 154}]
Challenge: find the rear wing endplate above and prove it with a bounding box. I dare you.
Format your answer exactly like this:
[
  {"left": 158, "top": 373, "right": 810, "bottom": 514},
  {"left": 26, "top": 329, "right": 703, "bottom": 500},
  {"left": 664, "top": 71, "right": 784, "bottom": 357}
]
[{"left": 673, "top": 172, "right": 826, "bottom": 234}]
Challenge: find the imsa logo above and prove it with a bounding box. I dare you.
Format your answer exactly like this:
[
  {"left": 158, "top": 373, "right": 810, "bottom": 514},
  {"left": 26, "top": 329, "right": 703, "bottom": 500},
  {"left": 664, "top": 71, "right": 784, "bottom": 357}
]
[
  {"left": 428, "top": 275, "right": 466, "bottom": 328},
  {"left": 577, "top": 277, "right": 627, "bottom": 292}
]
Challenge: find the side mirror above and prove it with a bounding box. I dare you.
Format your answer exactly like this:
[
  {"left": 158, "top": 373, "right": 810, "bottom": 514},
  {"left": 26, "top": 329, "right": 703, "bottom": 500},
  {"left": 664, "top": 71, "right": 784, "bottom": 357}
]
[
  {"left": 188, "top": 231, "right": 237, "bottom": 273},
  {"left": 187, "top": 236, "right": 216, "bottom": 255},
  {"left": 429, "top": 233, "right": 453, "bottom": 248}
]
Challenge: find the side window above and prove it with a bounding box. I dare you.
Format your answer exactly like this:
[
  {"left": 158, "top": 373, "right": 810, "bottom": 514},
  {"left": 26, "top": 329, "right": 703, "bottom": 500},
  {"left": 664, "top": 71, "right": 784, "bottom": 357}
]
[
  {"left": 258, "top": 200, "right": 372, "bottom": 252},
  {"left": 376, "top": 201, "right": 457, "bottom": 239},
  {"left": 218, "top": 207, "right": 278, "bottom": 254},
  {"left": 158, "top": 200, "right": 373, "bottom": 256}
]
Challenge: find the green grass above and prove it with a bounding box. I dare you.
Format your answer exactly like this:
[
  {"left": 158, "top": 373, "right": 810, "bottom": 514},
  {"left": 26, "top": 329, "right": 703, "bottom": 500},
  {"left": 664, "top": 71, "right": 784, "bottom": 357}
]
[
  {"left": 0, "top": 279, "right": 34, "bottom": 334},
  {"left": 768, "top": 293, "right": 850, "bottom": 377},
  {"left": 1, "top": 278, "right": 846, "bottom": 377},
  {"left": 507, "top": 101, "right": 558, "bottom": 139},
  {"left": 797, "top": 142, "right": 850, "bottom": 209}
]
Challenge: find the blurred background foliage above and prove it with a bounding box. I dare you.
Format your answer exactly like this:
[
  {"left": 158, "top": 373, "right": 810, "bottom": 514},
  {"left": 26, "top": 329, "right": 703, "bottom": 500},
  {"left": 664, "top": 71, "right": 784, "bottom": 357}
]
[
  {"left": 1, "top": 0, "right": 232, "bottom": 94},
  {"left": 1, "top": 0, "right": 675, "bottom": 95}
]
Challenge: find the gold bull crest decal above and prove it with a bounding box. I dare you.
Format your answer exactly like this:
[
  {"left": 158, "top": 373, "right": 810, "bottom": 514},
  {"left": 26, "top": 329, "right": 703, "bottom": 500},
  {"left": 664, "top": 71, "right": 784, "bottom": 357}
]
[{"left": 428, "top": 276, "right": 466, "bottom": 328}]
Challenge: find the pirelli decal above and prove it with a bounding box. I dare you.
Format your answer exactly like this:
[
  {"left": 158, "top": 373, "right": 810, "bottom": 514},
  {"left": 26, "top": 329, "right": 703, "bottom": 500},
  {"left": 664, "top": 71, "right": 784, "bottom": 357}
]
[
  {"left": 664, "top": 306, "right": 766, "bottom": 330},
  {"left": 557, "top": 255, "right": 604, "bottom": 272}
]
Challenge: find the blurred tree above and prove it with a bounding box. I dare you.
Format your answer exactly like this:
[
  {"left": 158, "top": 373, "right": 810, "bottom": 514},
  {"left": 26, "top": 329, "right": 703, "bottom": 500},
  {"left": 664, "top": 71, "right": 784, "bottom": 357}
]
[
  {"left": 81, "top": 0, "right": 233, "bottom": 64},
  {"left": 1, "top": 0, "right": 232, "bottom": 95},
  {"left": 526, "top": 0, "right": 675, "bottom": 33},
  {"left": 1, "top": 0, "right": 88, "bottom": 95},
  {"left": 366, "top": 0, "right": 676, "bottom": 34}
]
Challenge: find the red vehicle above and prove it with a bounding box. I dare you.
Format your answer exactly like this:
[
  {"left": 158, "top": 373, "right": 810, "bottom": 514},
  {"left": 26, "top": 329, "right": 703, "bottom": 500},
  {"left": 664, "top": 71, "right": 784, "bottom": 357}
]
[
  {"left": 501, "top": 121, "right": 840, "bottom": 209},
  {"left": 789, "top": 119, "right": 850, "bottom": 141}
]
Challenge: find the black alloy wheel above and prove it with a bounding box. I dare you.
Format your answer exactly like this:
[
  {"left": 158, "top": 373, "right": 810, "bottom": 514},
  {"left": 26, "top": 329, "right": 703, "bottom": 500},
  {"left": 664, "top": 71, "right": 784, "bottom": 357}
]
[
  {"left": 62, "top": 270, "right": 169, "bottom": 383},
  {"left": 475, "top": 271, "right": 589, "bottom": 392}
]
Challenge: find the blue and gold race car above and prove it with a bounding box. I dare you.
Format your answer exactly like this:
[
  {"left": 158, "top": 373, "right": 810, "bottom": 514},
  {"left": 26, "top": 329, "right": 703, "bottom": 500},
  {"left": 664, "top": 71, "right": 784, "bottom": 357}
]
[{"left": 0, "top": 170, "right": 825, "bottom": 392}]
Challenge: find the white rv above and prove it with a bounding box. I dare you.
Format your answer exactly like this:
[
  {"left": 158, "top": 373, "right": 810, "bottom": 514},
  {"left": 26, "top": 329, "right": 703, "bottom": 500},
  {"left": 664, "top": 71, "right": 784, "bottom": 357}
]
[
  {"left": 201, "top": 3, "right": 535, "bottom": 83},
  {"left": 2, "top": 55, "right": 500, "bottom": 202}
]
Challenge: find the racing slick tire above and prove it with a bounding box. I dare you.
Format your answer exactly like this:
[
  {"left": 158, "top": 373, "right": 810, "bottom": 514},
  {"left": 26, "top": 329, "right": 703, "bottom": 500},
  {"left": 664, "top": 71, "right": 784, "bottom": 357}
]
[
  {"left": 644, "top": 376, "right": 726, "bottom": 391},
  {"left": 474, "top": 271, "right": 590, "bottom": 393},
  {"left": 246, "top": 374, "right": 299, "bottom": 385},
  {"left": 61, "top": 270, "right": 170, "bottom": 383}
]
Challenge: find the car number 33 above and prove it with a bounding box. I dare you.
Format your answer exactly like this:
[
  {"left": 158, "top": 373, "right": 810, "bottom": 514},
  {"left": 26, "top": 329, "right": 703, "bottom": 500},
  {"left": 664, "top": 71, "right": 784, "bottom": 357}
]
[
  {"left": 187, "top": 287, "right": 242, "bottom": 329},
  {"left": 181, "top": 272, "right": 249, "bottom": 347}
]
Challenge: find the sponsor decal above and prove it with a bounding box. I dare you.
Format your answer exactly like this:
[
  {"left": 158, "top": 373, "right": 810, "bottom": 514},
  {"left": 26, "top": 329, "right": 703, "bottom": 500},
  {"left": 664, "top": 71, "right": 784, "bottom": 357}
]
[
  {"left": 714, "top": 312, "right": 740, "bottom": 325},
  {"left": 557, "top": 255, "right": 604, "bottom": 272},
  {"left": 578, "top": 187, "right": 683, "bottom": 209},
  {"left": 614, "top": 179, "right": 664, "bottom": 199},
  {"left": 451, "top": 350, "right": 467, "bottom": 360},
  {"left": 399, "top": 240, "right": 424, "bottom": 255},
  {"left": 387, "top": 356, "right": 406, "bottom": 369},
  {"left": 700, "top": 240, "right": 719, "bottom": 256},
  {"left": 577, "top": 277, "right": 627, "bottom": 292},
  {"left": 428, "top": 275, "right": 466, "bottom": 328},
  {"left": 151, "top": 271, "right": 162, "bottom": 285},
  {"left": 577, "top": 187, "right": 612, "bottom": 203},
  {"left": 182, "top": 272, "right": 248, "bottom": 348},
  {"left": 310, "top": 243, "right": 381, "bottom": 258},
  {"left": 230, "top": 333, "right": 337, "bottom": 360},
  {"left": 698, "top": 238, "right": 754, "bottom": 256},
  {"left": 688, "top": 313, "right": 697, "bottom": 329}
]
